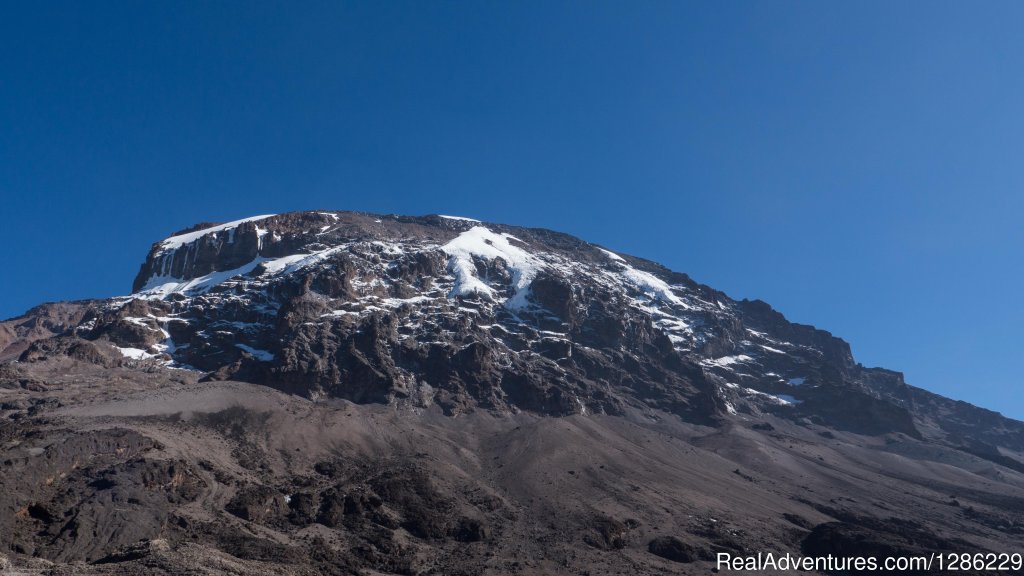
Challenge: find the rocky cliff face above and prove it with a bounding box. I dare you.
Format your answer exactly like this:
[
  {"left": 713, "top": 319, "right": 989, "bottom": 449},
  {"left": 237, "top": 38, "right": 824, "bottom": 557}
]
[
  {"left": 7, "top": 210, "right": 1023, "bottom": 459},
  {"left": 3, "top": 210, "right": 1024, "bottom": 575}
]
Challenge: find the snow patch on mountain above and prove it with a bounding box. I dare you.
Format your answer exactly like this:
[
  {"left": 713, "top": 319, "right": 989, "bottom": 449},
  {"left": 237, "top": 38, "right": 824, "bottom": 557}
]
[
  {"left": 597, "top": 252, "right": 685, "bottom": 308},
  {"left": 117, "top": 347, "right": 157, "bottom": 360},
  {"left": 260, "top": 246, "right": 349, "bottom": 276},
  {"left": 157, "top": 215, "right": 276, "bottom": 254},
  {"left": 236, "top": 343, "right": 274, "bottom": 362},
  {"left": 442, "top": 226, "right": 541, "bottom": 309},
  {"left": 774, "top": 394, "right": 801, "bottom": 405},
  {"left": 705, "top": 354, "right": 754, "bottom": 367},
  {"left": 138, "top": 243, "right": 369, "bottom": 299},
  {"left": 597, "top": 248, "right": 626, "bottom": 263},
  {"left": 138, "top": 259, "right": 269, "bottom": 298},
  {"left": 621, "top": 267, "right": 684, "bottom": 306}
]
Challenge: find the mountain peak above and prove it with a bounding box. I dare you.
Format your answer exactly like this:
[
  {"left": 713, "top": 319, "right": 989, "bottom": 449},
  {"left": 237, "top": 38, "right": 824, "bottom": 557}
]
[
  {"left": 6, "top": 209, "right": 1022, "bottom": 451},
  {"left": 4, "top": 209, "right": 1024, "bottom": 573}
]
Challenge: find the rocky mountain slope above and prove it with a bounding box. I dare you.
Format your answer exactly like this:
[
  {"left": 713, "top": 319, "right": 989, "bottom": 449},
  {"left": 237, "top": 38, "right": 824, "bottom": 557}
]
[{"left": 1, "top": 210, "right": 1022, "bottom": 575}]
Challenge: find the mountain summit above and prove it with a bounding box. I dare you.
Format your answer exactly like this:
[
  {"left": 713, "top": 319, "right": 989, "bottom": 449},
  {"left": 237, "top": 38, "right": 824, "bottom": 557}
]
[
  {"left": 1, "top": 210, "right": 1022, "bottom": 574},
  {"left": 66, "top": 211, "right": 1024, "bottom": 444}
]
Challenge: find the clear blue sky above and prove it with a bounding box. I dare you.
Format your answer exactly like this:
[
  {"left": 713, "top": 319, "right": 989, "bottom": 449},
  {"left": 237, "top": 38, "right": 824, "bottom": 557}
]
[{"left": 1, "top": 2, "right": 1021, "bottom": 419}]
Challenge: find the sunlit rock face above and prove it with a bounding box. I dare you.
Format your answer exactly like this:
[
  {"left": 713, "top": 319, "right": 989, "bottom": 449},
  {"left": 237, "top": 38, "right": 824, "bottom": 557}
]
[{"left": 11, "top": 210, "right": 1024, "bottom": 448}]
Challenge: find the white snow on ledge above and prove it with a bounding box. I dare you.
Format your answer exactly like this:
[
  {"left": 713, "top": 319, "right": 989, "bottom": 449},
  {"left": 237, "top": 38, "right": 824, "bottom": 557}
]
[
  {"left": 441, "top": 226, "right": 540, "bottom": 309},
  {"left": 136, "top": 243, "right": 356, "bottom": 298},
  {"left": 138, "top": 258, "right": 269, "bottom": 298},
  {"left": 597, "top": 249, "right": 685, "bottom": 308},
  {"left": 259, "top": 246, "right": 348, "bottom": 276},
  {"left": 774, "top": 394, "right": 802, "bottom": 405},
  {"left": 597, "top": 247, "right": 626, "bottom": 262},
  {"left": 117, "top": 347, "right": 156, "bottom": 360},
  {"left": 620, "top": 267, "right": 684, "bottom": 307},
  {"left": 236, "top": 344, "right": 274, "bottom": 362},
  {"left": 704, "top": 354, "right": 754, "bottom": 367},
  {"left": 157, "top": 214, "right": 276, "bottom": 254},
  {"left": 438, "top": 214, "right": 481, "bottom": 222}
]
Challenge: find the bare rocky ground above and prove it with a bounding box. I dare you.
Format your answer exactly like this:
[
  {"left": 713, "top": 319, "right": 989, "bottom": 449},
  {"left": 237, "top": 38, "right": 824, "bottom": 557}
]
[{"left": 2, "top": 358, "right": 1023, "bottom": 575}]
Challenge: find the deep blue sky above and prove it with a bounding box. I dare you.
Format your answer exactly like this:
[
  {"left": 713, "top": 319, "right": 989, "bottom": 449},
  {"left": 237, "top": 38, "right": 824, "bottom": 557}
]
[{"left": 2, "top": 2, "right": 1021, "bottom": 419}]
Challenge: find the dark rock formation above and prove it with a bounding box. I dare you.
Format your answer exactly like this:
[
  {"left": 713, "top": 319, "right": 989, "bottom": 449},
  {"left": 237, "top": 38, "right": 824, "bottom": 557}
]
[
  {"left": 1, "top": 210, "right": 1023, "bottom": 574},
  {"left": 647, "top": 535, "right": 699, "bottom": 563},
  {"left": 5, "top": 210, "right": 1017, "bottom": 455}
]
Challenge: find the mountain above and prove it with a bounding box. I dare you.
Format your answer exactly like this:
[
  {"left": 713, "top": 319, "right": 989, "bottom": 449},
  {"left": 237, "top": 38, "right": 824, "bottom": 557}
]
[{"left": 1, "top": 210, "right": 1022, "bottom": 575}]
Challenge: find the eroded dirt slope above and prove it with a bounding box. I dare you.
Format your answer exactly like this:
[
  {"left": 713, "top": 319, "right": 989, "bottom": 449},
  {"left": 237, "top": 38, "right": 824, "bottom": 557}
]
[{"left": 2, "top": 358, "right": 1022, "bottom": 575}]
